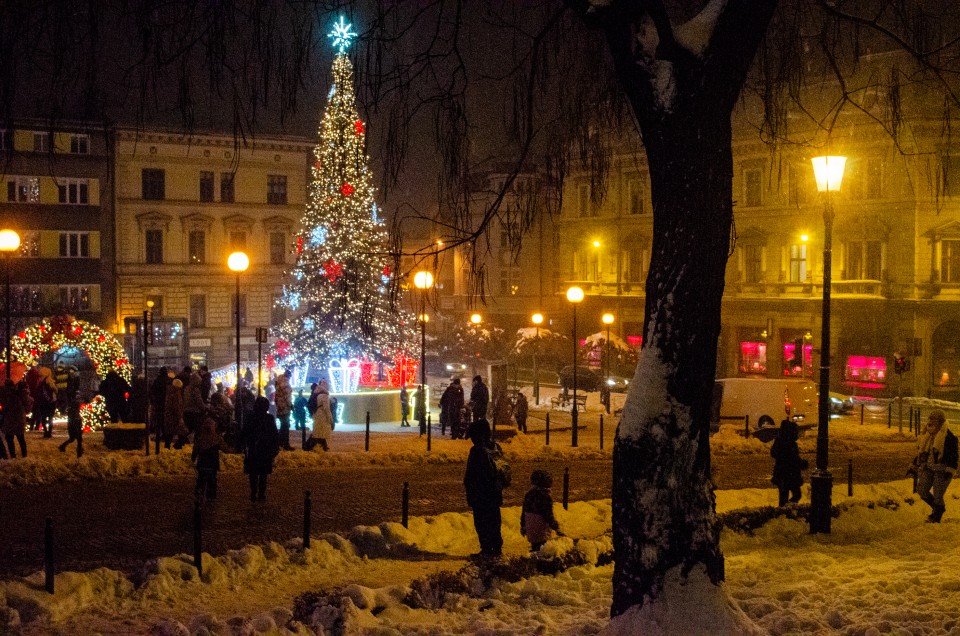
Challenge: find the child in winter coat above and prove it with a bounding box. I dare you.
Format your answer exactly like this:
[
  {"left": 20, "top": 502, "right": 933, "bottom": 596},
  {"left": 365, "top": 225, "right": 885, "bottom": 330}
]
[{"left": 521, "top": 469, "right": 561, "bottom": 552}]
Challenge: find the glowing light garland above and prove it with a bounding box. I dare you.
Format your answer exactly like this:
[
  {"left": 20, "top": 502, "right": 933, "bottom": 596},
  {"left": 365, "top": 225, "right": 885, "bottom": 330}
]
[{"left": 272, "top": 19, "right": 414, "bottom": 372}]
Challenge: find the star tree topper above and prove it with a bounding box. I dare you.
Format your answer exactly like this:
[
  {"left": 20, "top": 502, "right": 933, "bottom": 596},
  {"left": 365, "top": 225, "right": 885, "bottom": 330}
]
[{"left": 328, "top": 16, "right": 357, "bottom": 53}]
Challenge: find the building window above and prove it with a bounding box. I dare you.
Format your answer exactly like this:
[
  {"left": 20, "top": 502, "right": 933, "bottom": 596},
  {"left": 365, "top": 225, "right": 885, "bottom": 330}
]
[
  {"left": 739, "top": 341, "right": 768, "bottom": 375},
  {"left": 199, "top": 171, "right": 214, "bottom": 202},
  {"left": 624, "top": 246, "right": 645, "bottom": 283},
  {"left": 220, "top": 172, "right": 235, "bottom": 203},
  {"left": 0, "top": 129, "right": 11, "bottom": 150},
  {"left": 865, "top": 157, "right": 882, "bottom": 199},
  {"left": 57, "top": 179, "right": 89, "bottom": 204},
  {"left": 788, "top": 163, "right": 809, "bottom": 206},
  {"left": 577, "top": 183, "right": 591, "bottom": 217},
  {"left": 789, "top": 244, "right": 807, "bottom": 283},
  {"left": 942, "top": 240, "right": 960, "bottom": 283},
  {"left": 142, "top": 169, "right": 165, "bottom": 200},
  {"left": 59, "top": 286, "right": 91, "bottom": 312},
  {"left": 11, "top": 286, "right": 42, "bottom": 313},
  {"left": 7, "top": 177, "right": 40, "bottom": 202},
  {"left": 231, "top": 293, "right": 247, "bottom": 327},
  {"left": 844, "top": 355, "right": 887, "bottom": 387},
  {"left": 189, "top": 294, "right": 206, "bottom": 328},
  {"left": 845, "top": 240, "right": 882, "bottom": 280},
  {"left": 188, "top": 230, "right": 206, "bottom": 264},
  {"left": 59, "top": 232, "right": 90, "bottom": 258},
  {"left": 269, "top": 232, "right": 286, "bottom": 264},
  {"left": 744, "top": 169, "right": 762, "bottom": 207},
  {"left": 18, "top": 232, "right": 39, "bottom": 257},
  {"left": 743, "top": 245, "right": 762, "bottom": 283},
  {"left": 782, "top": 340, "right": 813, "bottom": 378},
  {"left": 267, "top": 175, "right": 287, "bottom": 204},
  {"left": 627, "top": 178, "right": 644, "bottom": 215},
  {"left": 942, "top": 156, "right": 960, "bottom": 198},
  {"left": 271, "top": 294, "right": 286, "bottom": 327},
  {"left": 498, "top": 267, "right": 519, "bottom": 295},
  {"left": 229, "top": 231, "right": 247, "bottom": 250},
  {"left": 145, "top": 229, "right": 163, "bottom": 264},
  {"left": 33, "top": 132, "right": 49, "bottom": 152},
  {"left": 69, "top": 134, "right": 90, "bottom": 154}
]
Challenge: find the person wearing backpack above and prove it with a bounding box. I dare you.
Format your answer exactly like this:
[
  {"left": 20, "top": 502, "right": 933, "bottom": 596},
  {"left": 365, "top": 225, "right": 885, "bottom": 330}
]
[{"left": 463, "top": 418, "right": 504, "bottom": 558}]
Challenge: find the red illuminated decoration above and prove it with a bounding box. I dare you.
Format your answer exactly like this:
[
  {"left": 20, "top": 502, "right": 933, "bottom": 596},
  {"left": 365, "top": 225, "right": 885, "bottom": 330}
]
[
  {"left": 322, "top": 259, "right": 344, "bottom": 282},
  {"left": 844, "top": 355, "right": 887, "bottom": 388},
  {"left": 341, "top": 182, "right": 355, "bottom": 197},
  {"left": 354, "top": 120, "right": 365, "bottom": 135},
  {"left": 297, "top": 236, "right": 304, "bottom": 255},
  {"left": 354, "top": 356, "right": 419, "bottom": 389},
  {"left": 274, "top": 339, "right": 291, "bottom": 359},
  {"left": 383, "top": 265, "right": 391, "bottom": 277},
  {"left": 315, "top": 161, "right": 321, "bottom": 171},
  {"left": 739, "top": 341, "right": 768, "bottom": 375},
  {"left": 98, "top": 335, "right": 106, "bottom": 342}
]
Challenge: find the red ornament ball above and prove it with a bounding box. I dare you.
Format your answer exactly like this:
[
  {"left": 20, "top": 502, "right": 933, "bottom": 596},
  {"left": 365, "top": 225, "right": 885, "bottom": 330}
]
[
  {"left": 341, "top": 182, "right": 355, "bottom": 197},
  {"left": 354, "top": 120, "right": 365, "bottom": 135}
]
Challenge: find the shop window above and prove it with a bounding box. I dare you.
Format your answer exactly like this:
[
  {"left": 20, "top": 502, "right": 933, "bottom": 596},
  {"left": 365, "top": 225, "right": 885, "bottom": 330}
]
[
  {"left": 845, "top": 240, "right": 882, "bottom": 280},
  {"left": 844, "top": 355, "right": 887, "bottom": 387},
  {"left": 933, "top": 321, "right": 960, "bottom": 387},
  {"left": 782, "top": 341, "right": 813, "bottom": 378},
  {"left": 789, "top": 244, "right": 807, "bottom": 282},
  {"left": 739, "top": 341, "right": 767, "bottom": 375}
]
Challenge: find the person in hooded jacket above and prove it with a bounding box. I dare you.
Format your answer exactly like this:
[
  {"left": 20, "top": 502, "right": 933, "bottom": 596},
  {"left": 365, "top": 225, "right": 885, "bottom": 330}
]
[
  {"left": 99, "top": 370, "right": 131, "bottom": 423},
  {"left": 240, "top": 396, "right": 279, "bottom": 502},
  {"left": 439, "top": 379, "right": 464, "bottom": 435},
  {"left": 192, "top": 415, "right": 222, "bottom": 502},
  {"left": 164, "top": 377, "right": 187, "bottom": 449},
  {"left": 521, "top": 469, "right": 561, "bottom": 551},
  {"left": 148, "top": 367, "right": 169, "bottom": 445},
  {"left": 58, "top": 387, "right": 84, "bottom": 457},
  {"left": 274, "top": 371, "right": 294, "bottom": 450},
  {"left": 470, "top": 375, "right": 489, "bottom": 422},
  {"left": 463, "top": 419, "right": 503, "bottom": 557},
  {"left": 1, "top": 379, "right": 32, "bottom": 458},
  {"left": 182, "top": 371, "right": 205, "bottom": 436},
  {"left": 306, "top": 382, "right": 333, "bottom": 451},
  {"left": 770, "top": 418, "right": 808, "bottom": 506}
]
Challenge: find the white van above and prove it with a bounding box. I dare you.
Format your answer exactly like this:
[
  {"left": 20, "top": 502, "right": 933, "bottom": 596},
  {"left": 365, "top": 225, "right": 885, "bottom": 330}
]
[{"left": 713, "top": 378, "right": 818, "bottom": 432}]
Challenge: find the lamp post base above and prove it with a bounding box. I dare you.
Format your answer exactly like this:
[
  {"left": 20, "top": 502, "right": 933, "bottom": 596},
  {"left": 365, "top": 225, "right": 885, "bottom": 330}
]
[{"left": 809, "top": 470, "right": 833, "bottom": 534}]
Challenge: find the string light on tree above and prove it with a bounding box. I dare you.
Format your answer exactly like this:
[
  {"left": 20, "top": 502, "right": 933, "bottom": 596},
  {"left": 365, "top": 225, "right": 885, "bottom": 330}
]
[{"left": 273, "top": 16, "right": 413, "bottom": 370}]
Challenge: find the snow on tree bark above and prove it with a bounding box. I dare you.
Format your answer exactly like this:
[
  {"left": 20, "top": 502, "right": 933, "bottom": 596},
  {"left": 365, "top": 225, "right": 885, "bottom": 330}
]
[{"left": 577, "top": 0, "right": 779, "bottom": 617}]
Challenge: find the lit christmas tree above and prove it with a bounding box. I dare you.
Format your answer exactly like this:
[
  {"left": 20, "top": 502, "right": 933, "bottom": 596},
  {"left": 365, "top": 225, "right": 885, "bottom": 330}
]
[{"left": 273, "top": 17, "right": 413, "bottom": 373}]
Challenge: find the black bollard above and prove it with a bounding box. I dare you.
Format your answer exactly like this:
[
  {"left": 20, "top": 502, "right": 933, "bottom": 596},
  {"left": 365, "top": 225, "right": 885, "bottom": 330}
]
[
  {"left": 155, "top": 431, "right": 160, "bottom": 455},
  {"left": 847, "top": 459, "right": 853, "bottom": 497},
  {"left": 193, "top": 498, "right": 203, "bottom": 579},
  {"left": 888, "top": 402, "right": 892, "bottom": 429},
  {"left": 562, "top": 467, "right": 569, "bottom": 511},
  {"left": 302, "top": 420, "right": 307, "bottom": 448},
  {"left": 303, "top": 490, "right": 312, "bottom": 549},
  {"left": 600, "top": 414, "right": 604, "bottom": 450},
  {"left": 365, "top": 412, "right": 370, "bottom": 452},
  {"left": 44, "top": 517, "right": 54, "bottom": 594},
  {"left": 427, "top": 412, "right": 432, "bottom": 452},
  {"left": 913, "top": 470, "right": 918, "bottom": 494},
  {"left": 745, "top": 415, "right": 750, "bottom": 438},
  {"left": 860, "top": 404, "right": 865, "bottom": 426},
  {"left": 545, "top": 413, "right": 550, "bottom": 447},
  {"left": 401, "top": 481, "right": 409, "bottom": 528},
  {"left": 145, "top": 425, "right": 150, "bottom": 456}
]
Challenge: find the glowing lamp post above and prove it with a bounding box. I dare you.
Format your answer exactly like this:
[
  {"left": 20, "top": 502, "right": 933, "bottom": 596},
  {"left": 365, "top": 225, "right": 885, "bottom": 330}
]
[
  {"left": 532, "top": 313, "right": 543, "bottom": 405},
  {"left": 809, "top": 154, "right": 846, "bottom": 535},
  {"left": 0, "top": 230, "right": 20, "bottom": 378},
  {"left": 566, "top": 286, "right": 584, "bottom": 447},
  {"left": 602, "top": 312, "right": 615, "bottom": 414},
  {"left": 470, "top": 313, "right": 482, "bottom": 325},
  {"left": 414, "top": 270, "right": 434, "bottom": 435},
  {"left": 228, "top": 251, "right": 249, "bottom": 429}
]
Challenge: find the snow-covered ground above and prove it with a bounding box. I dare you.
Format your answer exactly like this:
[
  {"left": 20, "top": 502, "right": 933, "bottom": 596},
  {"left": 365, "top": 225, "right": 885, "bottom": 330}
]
[{"left": 2, "top": 478, "right": 958, "bottom": 635}]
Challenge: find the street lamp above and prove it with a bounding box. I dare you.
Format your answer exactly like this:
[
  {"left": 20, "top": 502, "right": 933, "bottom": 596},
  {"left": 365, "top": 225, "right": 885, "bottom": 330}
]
[
  {"left": 566, "top": 286, "right": 584, "bottom": 447},
  {"left": 470, "top": 313, "right": 482, "bottom": 325},
  {"left": 532, "top": 312, "right": 543, "bottom": 405},
  {"left": 809, "top": 154, "right": 846, "bottom": 535},
  {"left": 413, "top": 270, "right": 434, "bottom": 435},
  {"left": 228, "top": 251, "right": 249, "bottom": 429},
  {"left": 0, "top": 230, "right": 20, "bottom": 379},
  {"left": 602, "top": 312, "right": 615, "bottom": 414}
]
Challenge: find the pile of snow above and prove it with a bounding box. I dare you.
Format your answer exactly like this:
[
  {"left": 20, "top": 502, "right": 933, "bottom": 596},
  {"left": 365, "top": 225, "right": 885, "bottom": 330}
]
[{"left": 3, "top": 478, "right": 960, "bottom": 635}]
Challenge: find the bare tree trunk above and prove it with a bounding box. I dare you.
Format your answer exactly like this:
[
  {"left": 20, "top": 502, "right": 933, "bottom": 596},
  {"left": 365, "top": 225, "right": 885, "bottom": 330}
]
[{"left": 611, "top": 108, "right": 731, "bottom": 616}]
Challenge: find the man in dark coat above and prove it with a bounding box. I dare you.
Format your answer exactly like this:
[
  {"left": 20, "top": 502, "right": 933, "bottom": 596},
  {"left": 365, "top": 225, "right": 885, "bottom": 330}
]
[
  {"left": 470, "top": 375, "right": 489, "bottom": 422},
  {"left": 148, "top": 367, "right": 169, "bottom": 442},
  {"left": 240, "top": 396, "right": 280, "bottom": 502},
  {"left": 439, "top": 378, "right": 464, "bottom": 435},
  {"left": 770, "top": 419, "right": 807, "bottom": 506},
  {"left": 463, "top": 419, "right": 503, "bottom": 557},
  {"left": 99, "top": 370, "right": 131, "bottom": 423},
  {"left": 1, "top": 379, "right": 33, "bottom": 458}
]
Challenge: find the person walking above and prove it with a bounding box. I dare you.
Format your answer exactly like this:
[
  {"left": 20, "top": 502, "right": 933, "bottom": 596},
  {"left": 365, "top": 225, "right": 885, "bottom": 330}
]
[
  {"left": 770, "top": 418, "right": 807, "bottom": 506},
  {"left": 274, "top": 370, "right": 294, "bottom": 450},
  {"left": 27, "top": 366, "right": 57, "bottom": 435},
  {"left": 521, "top": 469, "right": 561, "bottom": 552},
  {"left": 306, "top": 382, "right": 333, "bottom": 451},
  {"left": 58, "top": 388, "right": 84, "bottom": 457},
  {"left": 198, "top": 364, "right": 212, "bottom": 404},
  {"left": 148, "top": 367, "right": 169, "bottom": 448},
  {"left": 463, "top": 419, "right": 504, "bottom": 558},
  {"left": 514, "top": 391, "right": 529, "bottom": 434},
  {"left": 241, "top": 396, "right": 280, "bottom": 502},
  {"left": 182, "top": 371, "right": 205, "bottom": 437},
  {"left": 164, "top": 377, "right": 187, "bottom": 449},
  {"left": 439, "top": 378, "right": 464, "bottom": 435},
  {"left": 399, "top": 385, "right": 411, "bottom": 427},
  {"left": 470, "top": 375, "right": 489, "bottom": 422},
  {"left": 99, "top": 370, "right": 130, "bottom": 423},
  {"left": 192, "top": 415, "right": 222, "bottom": 503},
  {"left": 912, "top": 409, "right": 959, "bottom": 523},
  {"left": 1, "top": 379, "right": 32, "bottom": 458}
]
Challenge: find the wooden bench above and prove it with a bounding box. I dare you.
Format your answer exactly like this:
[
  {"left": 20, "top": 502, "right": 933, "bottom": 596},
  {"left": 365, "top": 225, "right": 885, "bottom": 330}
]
[
  {"left": 102, "top": 423, "right": 148, "bottom": 450},
  {"left": 549, "top": 394, "right": 588, "bottom": 412}
]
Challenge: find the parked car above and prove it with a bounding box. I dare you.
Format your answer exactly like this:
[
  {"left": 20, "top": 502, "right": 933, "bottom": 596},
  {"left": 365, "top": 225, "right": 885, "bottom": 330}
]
[
  {"left": 605, "top": 374, "right": 630, "bottom": 393},
  {"left": 424, "top": 355, "right": 470, "bottom": 378},
  {"left": 713, "top": 377, "right": 818, "bottom": 431},
  {"left": 829, "top": 392, "right": 855, "bottom": 415},
  {"left": 558, "top": 366, "right": 601, "bottom": 392}
]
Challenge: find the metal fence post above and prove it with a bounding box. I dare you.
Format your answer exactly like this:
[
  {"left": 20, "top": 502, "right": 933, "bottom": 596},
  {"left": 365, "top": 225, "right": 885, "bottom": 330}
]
[
  {"left": 545, "top": 412, "right": 550, "bottom": 447},
  {"left": 402, "top": 481, "right": 409, "bottom": 528},
  {"left": 427, "top": 412, "right": 432, "bottom": 451},
  {"left": 303, "top": 490, "right": 312, "bottom": 549},
  {"left": 365, "top": 411, "right": 370, "bottom": 452},
  {"left": 847, "top": 459, "right": 853, "bottom": 497},
  {"left": 193, "top": 498, "right": 202, "bottom": 579},
  {"left": 599, "top": 414, "right": 604, "bottom": 450},
  {"left": 562, "top": 467, "right": 569, "bottom": 511},
  {"left": 744, "top": 415, "right": 750, "bottom": 438},
  {"left": 44, "top": 517, "right": 54, "bottom": 594}
]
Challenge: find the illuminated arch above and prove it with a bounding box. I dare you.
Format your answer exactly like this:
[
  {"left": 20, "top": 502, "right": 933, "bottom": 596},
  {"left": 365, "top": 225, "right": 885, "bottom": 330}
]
[{"left": 8, "top": 313, "right": 132, "bottom": 383}]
